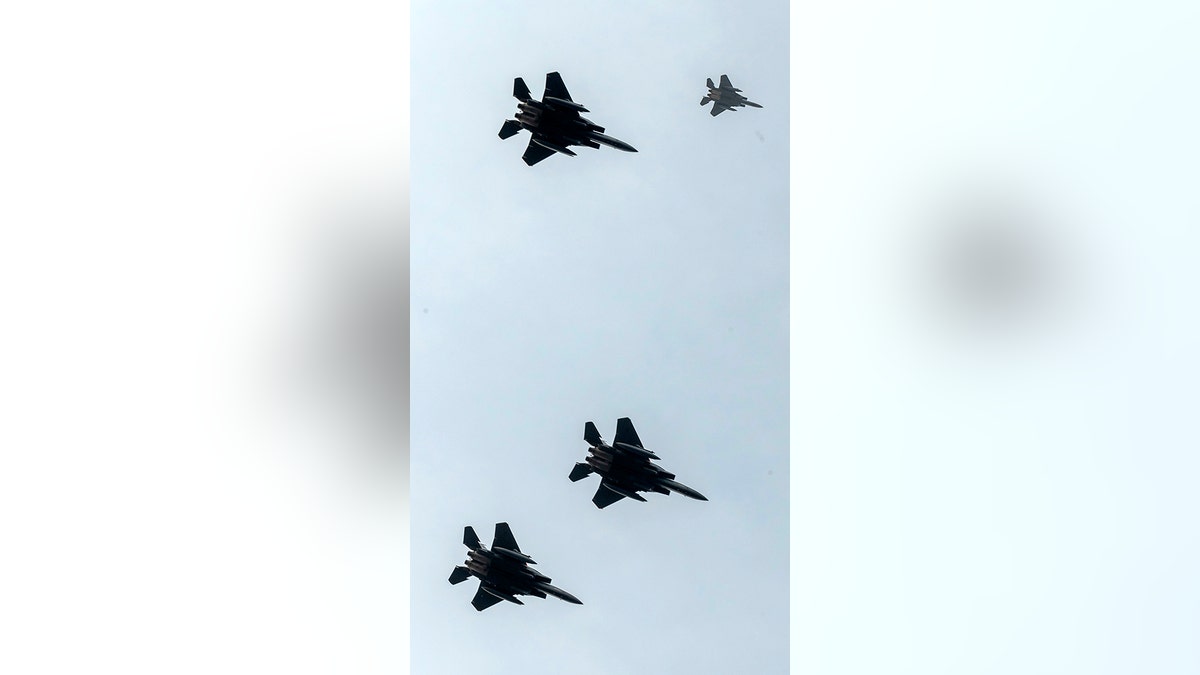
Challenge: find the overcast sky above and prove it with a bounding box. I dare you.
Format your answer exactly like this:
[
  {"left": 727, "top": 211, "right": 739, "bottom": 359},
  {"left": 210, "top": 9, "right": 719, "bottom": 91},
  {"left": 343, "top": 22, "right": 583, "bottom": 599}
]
[{"left": 411, "top": 1, "right": 788, "bottom": 673}]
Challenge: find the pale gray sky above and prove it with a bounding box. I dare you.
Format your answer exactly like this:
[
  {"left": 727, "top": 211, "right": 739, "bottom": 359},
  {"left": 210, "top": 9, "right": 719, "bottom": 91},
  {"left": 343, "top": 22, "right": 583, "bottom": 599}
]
[{"left": 411, "top": 1, "right": 789, "bottom": 673}]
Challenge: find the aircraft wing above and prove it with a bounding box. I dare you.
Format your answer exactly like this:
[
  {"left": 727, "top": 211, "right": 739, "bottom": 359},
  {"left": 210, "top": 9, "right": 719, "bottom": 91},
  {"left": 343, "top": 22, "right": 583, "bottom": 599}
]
[
  {"left": 592, "top": 483, "right": 626, "bottom": 509},
  {"left": 719, "top": 74, "right": 734, "bottom": 90},
  {"left": 471, "top": 585, "right": 504, "bottom": 611},
  {"left": 522, "top": 138, "right": 556, "bottom": 166},
  {"left": 613, "top": 417, "right": 644, "bottom": 448},
  {"left": 492, "top": 522, "right": 521, "bottom": 552},
  {"left": 544, "top": 71, "right": 573, "bottom": 101},
  {"left": 710, "top": 102, "right": 729, "bottom": 116}
]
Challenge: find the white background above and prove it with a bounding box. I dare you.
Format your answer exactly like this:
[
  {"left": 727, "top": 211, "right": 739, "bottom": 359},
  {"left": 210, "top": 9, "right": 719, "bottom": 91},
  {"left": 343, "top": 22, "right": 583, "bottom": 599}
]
[{"left": 1, "top": 2, "right": 409, "bottom": 672}]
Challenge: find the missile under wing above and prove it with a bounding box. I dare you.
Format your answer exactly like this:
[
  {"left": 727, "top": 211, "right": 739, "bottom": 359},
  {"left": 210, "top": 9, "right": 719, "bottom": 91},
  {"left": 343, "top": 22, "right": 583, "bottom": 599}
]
[
  {"left": 701, "top": 73, "right": 763, "bottom": 116},
  {"left": 571, "top": 417, "right": 708, "bottom": 508},
  {"left": 448, "top": 522, "right": 582, "bottom": 611},
  {"left": 499, "top": 72, "right": 638, "bottom": 165}
]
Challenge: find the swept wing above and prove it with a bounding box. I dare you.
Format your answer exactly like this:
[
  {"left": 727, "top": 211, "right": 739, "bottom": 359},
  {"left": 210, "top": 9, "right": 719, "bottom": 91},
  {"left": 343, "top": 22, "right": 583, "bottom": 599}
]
[
  {"left": 521, "top": 139, "right": 556, "bottom": 166},
  {"left": 592, "top": 482, "right": 626, "bottom": 509},
  {"left": 471, "top": 585, "right": 503, "bottom": 611}
]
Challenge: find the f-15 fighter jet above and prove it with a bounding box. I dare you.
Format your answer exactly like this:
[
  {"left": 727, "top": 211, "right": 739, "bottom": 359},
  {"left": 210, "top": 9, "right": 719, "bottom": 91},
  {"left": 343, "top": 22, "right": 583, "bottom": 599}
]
[
  {"left": 701, "top": 74, "right": 763, "bottom": 116},
  {"left": 570, "top": 417, "right": 708, "bottom": 509},
  {"left": 498, "top": 71, "right": 638, "bottom": 166},
  {"left": 448, "top": 522, "right": 582, "bottom": 611}
]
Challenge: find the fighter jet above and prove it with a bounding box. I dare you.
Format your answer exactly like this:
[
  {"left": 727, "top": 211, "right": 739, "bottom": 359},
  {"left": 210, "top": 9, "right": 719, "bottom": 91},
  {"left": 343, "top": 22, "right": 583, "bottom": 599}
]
[
  {"left": 701, "top": 74, "right": 763, "bottom": 116},
  {"left": 569, "top": 417, "right": 708, "bottom": 509},
  {"left": 498, "top": 71, "right": 637, "bottom": 166},
  {"left": 448, "top": 522, "right": 582, "bottom": 611}
]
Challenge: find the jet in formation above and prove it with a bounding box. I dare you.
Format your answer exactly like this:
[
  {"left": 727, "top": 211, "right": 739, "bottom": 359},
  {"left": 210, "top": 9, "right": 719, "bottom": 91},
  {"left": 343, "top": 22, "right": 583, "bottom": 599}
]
[
  {"left": 499, "top": 71, "right": 638, "bottom": 166},
  {"left": 570, "top": 417, "right": 708, "bottom": 509},
  {"left": 701, "top": 74, "right": 763, "bottom": 116},
  {"left": 449, "top": 522, "right": 583, "bottom": 611}
]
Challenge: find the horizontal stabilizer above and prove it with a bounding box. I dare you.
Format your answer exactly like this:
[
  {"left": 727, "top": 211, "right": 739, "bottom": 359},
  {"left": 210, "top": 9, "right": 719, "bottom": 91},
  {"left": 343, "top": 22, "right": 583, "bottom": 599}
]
[
  {"left": 701, "top": 96, "right": 712, "bottom": 106},
  {"left": 706, "top": 77, "right": 715, "bottom": 89},
  {"left": 569, "top": 462, "right": 593, "bottom": 482},
  {"left": 513, "top": 77, "right": 532, "bottom": 101},
  {"left": 464, "top": 526, "right": 481, "bottom": 550},
  {"left": 449, "top": 566, "right": 471, "bottom": 585},
  {"left": 499, "top": 119, "right": 522, "bottom": 139}
]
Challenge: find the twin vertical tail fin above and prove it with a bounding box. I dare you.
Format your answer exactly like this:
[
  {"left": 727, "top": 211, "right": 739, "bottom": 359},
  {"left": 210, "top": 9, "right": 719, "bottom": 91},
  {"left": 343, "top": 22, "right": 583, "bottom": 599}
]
[
  {"left": 513, "top": 77, "right": 532, "bottom": 101},
  {"left": 584, "top": 421, "right": 604, "bottom": 446},
  {"left": 464, "top": 526, "right": 482, "bottom": 550},
  {"left": 706, "top": 77, "right": 716, "bottom": 89},
  {"left": 491, "top": 522, "right": 521, "bottom": 552}
]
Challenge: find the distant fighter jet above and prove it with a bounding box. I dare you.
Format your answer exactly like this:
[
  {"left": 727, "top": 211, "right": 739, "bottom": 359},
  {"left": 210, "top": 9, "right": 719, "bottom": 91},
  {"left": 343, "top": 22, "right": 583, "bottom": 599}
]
[
  {"left": 570, "top": 417, "right": 708, "bottom": 509},
  {"left": 449, "top": 522, "right": 582, "bottom": 611},
  {"left": 499, "top": 71, "right": 638, "bottom": 166},
  {"left": 701, "top": 74, "right": 763, "bottom": 116}
]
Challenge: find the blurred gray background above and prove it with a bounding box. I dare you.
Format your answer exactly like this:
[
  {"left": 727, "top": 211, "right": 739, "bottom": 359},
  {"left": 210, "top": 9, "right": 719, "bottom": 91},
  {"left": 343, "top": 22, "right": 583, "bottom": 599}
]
[{"left": 793, "top": 1, "right": 1200, "bottom": 673}]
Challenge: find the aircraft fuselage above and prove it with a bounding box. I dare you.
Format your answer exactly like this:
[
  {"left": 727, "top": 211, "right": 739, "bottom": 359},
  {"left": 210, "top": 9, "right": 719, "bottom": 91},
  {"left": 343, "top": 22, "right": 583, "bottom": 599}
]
[
  {"left": 500, "top": 73, "right": 637, "bottom": 164},
  {"left": 574, "top": 418, "right": 708, "bottom": 508},
  {"left": 451, "top": 526, "right": 582, "bottom": 609}
]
